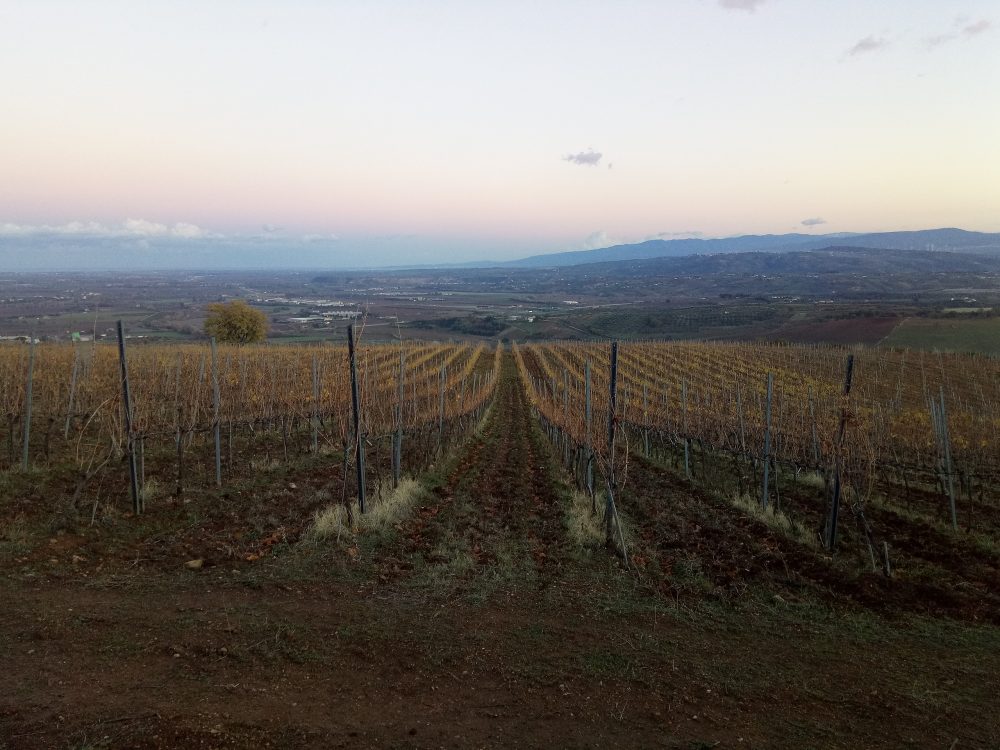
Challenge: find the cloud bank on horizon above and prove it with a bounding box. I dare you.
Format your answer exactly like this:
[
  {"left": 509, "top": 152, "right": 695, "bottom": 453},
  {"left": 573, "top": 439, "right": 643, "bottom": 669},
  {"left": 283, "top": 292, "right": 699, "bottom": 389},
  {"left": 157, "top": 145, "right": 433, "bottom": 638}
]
[{"left": 0, "top": 219, "right": 212, "bottom": 240}]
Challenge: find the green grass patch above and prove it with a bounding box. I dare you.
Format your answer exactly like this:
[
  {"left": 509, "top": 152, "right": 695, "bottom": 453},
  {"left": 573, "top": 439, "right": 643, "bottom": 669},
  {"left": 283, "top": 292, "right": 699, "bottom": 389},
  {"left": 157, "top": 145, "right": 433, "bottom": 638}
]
[{"left": 885, "top": 316, "right": 1000, "bottom": 354}]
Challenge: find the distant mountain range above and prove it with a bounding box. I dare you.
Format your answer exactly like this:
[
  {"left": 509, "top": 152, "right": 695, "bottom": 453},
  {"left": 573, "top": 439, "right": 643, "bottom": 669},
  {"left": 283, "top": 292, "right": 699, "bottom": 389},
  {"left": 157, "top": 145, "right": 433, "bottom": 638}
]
[
  {"left": 553, "top": 245, "right": 1000, "bottom": 279},
  {"left": 3, "top": 226, "right": 998, "bottom": 273},
  {"left": 502, "top": 228, "right": 1000, "bottom": 268}
]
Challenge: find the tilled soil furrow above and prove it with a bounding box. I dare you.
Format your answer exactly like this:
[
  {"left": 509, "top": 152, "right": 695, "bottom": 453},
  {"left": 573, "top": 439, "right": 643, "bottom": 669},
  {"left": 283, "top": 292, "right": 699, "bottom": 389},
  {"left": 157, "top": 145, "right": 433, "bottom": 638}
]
[
  {"left": 475, "top": 354, "right": 566, "bottom": 570},
  {"left": 388, "top": 352, "right": 567, "bottom": 579},
  {"left": 624, "top": 455, "right": 1000, "bottom": 622}
]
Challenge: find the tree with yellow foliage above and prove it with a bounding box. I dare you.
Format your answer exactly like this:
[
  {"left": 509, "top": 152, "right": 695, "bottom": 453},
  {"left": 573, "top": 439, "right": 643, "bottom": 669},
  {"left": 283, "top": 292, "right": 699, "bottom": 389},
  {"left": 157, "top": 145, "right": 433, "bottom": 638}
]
[{"left": 204, "top": 300, "right": 269, "bottom": 344}]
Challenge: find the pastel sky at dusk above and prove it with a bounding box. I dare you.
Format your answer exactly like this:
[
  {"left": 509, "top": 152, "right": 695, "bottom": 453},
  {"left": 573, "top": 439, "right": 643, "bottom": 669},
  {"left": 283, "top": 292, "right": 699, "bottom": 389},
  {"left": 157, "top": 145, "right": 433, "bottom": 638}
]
[{"left": 1, "top": 0, "right": 998, "bottom": 267}]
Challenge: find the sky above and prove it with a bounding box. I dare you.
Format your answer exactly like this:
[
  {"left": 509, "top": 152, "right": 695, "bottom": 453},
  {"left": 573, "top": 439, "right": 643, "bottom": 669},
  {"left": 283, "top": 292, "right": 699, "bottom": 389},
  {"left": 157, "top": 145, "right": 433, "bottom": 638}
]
[{"left": 1, "top": 0, "right": 998, "bottom": 268}]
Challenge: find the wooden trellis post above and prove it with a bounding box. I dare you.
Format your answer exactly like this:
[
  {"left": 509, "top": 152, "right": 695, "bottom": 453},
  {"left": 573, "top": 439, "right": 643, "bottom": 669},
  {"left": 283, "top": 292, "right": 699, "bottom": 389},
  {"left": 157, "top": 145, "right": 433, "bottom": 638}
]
[
  {"left": 393, "top": 344, "right": 405, "bottom": 488},
  {"left": 21, "top": 337, "right": 34, "bottom": 471},
  {"left": 682, "top": 379, "right": 690, "bottom": 478},
  {"left": 585, "top": 359, "right": 594, "bottom": 502},
  {"left": 605, "top": 342, "right": 629, "bottom": 565},
  {"left": 643, "top": 384, "right": 650, "bottom": 457},
  {"left": 64, "top": 346, "right": 79, "bottom": 440},
  {"left": 825, "top": 354, "right": 855, "bottom": 550},
  {"left": 116, "top": 321, "right": 141, "bottom": 513},
  {"left": 348, "top": 324, "right": 366, "bottom": 513},
  {"left": 211, "top": 337, "right": 222, "bottom": 487},
  {"left": 438, "top": 365, "right": 446, "bottom": 447},
  {"left": 311, "top": 354, "right": 320, "bottom": 454},
  {"left": 761, "top": 372, "right": 773, "bottom": 509}
]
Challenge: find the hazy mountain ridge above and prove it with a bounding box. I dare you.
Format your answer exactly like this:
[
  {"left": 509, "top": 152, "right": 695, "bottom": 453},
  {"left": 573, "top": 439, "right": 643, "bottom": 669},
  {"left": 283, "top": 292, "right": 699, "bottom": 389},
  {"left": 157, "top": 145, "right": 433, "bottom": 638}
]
[
  {"left": 3, "top": 227, "right": 998, "bottom": 273},
  {"left": 561, "top": 245, "right": 1000, "bottom": 278},
  {"left": 506, "top": 228, "right": 1000, "bottom": 268}
]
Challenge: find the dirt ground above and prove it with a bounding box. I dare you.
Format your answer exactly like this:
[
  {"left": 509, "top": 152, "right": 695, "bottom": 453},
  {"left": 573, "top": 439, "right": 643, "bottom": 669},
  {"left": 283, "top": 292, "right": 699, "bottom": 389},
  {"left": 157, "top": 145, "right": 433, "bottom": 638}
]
[
  {"left": 2, "top": 354, "right": 999, "bottom": 749},
  {"left": 770, "top": 316, "right": 901, "bottom": 346}
]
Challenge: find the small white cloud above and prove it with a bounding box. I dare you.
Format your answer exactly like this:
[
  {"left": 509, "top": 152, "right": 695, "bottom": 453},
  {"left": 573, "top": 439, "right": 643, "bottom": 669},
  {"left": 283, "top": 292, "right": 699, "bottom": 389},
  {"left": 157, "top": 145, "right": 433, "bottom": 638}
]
[
  {"left": 578, "top": 231, "right": 620, "bottom": 250},
  {"left": 0, "top": 223, "right": 32, "bottom": 236},
  {"left": 719, "top": 0, "right": 767, "bottom": 12},
  {"left": 0, "top": 221, "right": 111, "bottom": 236},
  {"left": 302, "top": 233, "right": 340, "bottom": 243},
  {"left": 924, "top": 18, "right": 991, "bottom": 49},
  {"left": 963, "top": 19, "right": 991, "bottom": 36},
  {"left": 57, "top": 221, "right": 111, "bottom": 235},
  {"left": 122, "top": 219, "right": 210, "bottom": 238},
  {"left": 801, "top": 217, "right": 827, "bottom": 226},
  {"left": 123, "top": 218, "right": 168, "bottom": 236},
  {"left": 924, "top": 33, "right": 954, "bottom": 49},
  {"left": 644, "top": 231, "right": 704, "bottom": 241},
  {"left": 564, "top": 149, "right": 603, "bottom": 166},
  {"left": 171, "top": 223, "right": 204, "bottom": 239},
  {"left": 847, "top": 35, "right": 889, "bottom": 57}
]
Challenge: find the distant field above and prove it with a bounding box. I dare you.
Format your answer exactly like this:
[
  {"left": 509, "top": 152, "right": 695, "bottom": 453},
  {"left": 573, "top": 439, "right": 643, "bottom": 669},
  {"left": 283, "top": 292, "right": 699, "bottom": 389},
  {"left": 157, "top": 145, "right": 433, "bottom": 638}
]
[
  {"left": 771, "top": 315, "right": 900, "bottom": 345},
  {"left": 884, "top": 316, "right": 1000, "bottom": 354},
  {"left": 522, "top": 304, "right": 789, "bottom": 341}
]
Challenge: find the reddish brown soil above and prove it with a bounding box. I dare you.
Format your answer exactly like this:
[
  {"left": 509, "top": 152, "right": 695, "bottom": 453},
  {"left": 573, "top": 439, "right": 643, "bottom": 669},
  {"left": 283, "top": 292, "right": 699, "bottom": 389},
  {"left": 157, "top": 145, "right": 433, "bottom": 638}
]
[
  {"left": 386, "top": 355, "right": 565, "bottom": 580},
  {"left": 621, "top": 455, "right": 1000, "bottom": 623},
  {"left": 771, "top": 316, "right": 900, "bottom": 345}
]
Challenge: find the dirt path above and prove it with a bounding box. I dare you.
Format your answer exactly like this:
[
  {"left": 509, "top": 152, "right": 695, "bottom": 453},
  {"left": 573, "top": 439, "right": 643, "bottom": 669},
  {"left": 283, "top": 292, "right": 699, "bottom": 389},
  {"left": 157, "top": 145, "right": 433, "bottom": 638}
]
[{"left": 380, "top": 351, "right": 568, "bottom": 587}]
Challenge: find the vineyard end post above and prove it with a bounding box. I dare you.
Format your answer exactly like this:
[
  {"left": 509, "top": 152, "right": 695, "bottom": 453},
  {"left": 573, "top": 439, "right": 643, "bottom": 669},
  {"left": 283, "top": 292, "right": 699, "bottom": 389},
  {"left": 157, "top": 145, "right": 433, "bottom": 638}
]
[
  {"left": 117, "top": 321, "right": 141, "bottom": 513},
  {"left": 825, "top": 354, "right": 855, "bottom": 550},
  {"left": 348, "top": 324, "right": 366, "bottom": 513},
  {"left": 211, "top": 337, "right": 222, "bottom": 488},
  {"left": 761, "top": 372, "right": 773, "bottom": 510},
  {"left": 21, "top": 336, "right": 35, "bottom": 471}
]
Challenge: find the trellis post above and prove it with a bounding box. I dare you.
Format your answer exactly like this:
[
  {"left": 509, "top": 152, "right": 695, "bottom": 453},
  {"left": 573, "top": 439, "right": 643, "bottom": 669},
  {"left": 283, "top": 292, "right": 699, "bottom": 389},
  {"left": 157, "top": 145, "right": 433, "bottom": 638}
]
[
  {"left": 311, "top": 354, "right": 320, "bottom": 454},
  {"left": 643, "top": 384, "right": 650, "bottom": 457},
  {"left": 393, "top": 344, "right": 405, "bottom": 488},
  {"left": 21, "top": 337, "right": 35, "bottom": 471},
  {"left": 116, "top": 321, "right": 141, "bottom": 513},
  {"left": 938, "top": 387, "right": 957, "bottom": 530},
  {"left": 211, "top": 337, "right": 222, "bottom": 487},
  {"left": 761, "top": 372, "right": 773, "bottom": 509},
  {"left": 605, "top": 342, "right": 629, "bottom": 565},
  {"left": 682, "top": 379, "right": 690, "bottom": 478},
  {"left": 825, "top": 355, "right": 855, "bottom": 550},
  {"left": 585, "top": 359, "right": 594, "bottom": 500},
  {"left": 348, "top": 324, "right": 366, "bottom": 512},
  {"left": 64, "top": 346, "right": 79, "bottom": 440}
]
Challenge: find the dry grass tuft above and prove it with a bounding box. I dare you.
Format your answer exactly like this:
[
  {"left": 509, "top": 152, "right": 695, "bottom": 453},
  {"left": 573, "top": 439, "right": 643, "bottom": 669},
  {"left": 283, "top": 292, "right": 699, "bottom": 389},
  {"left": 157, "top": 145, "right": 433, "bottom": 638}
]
[
  {"left": 361, "top": 478, "right": 423, "bottom": 532},
  {"left": 308, "top": 501, "right": 360, "bottom": 542},
  {"left": 307, "top": 478, "right": 425, "bottom": 542},
  {"left": 797, "top": 470, "right": 828, "bottom": 490},
  {"left": 730, "top": 492, "right": 818, "bottom": 548},
  {"left": 566, "top": 491, "right": 604, "bottom": 548},
  {"left": 249, "top": 457, "right": 282, "bottom": 473},
  {"left": 139, "top": 479, "right": 160, "bottom": 505}
]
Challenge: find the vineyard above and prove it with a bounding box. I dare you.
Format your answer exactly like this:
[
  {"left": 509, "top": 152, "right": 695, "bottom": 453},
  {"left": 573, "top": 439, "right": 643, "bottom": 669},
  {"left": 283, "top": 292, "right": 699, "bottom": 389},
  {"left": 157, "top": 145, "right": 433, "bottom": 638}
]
[
  {"left": 516, "top": 340, "right": 1000, "bottom": 620},
  {"left": 517, "top": 340, "right": 1000, "bottom": 517},
  {"left": 0, "top": 331, "right": 499, "bottom": 514},
  {"left": 2, "top": 335, "right": 999, "bottom": 747},
  {"left": 4, "top": 334, "right": 999, "bottom": 555}
]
